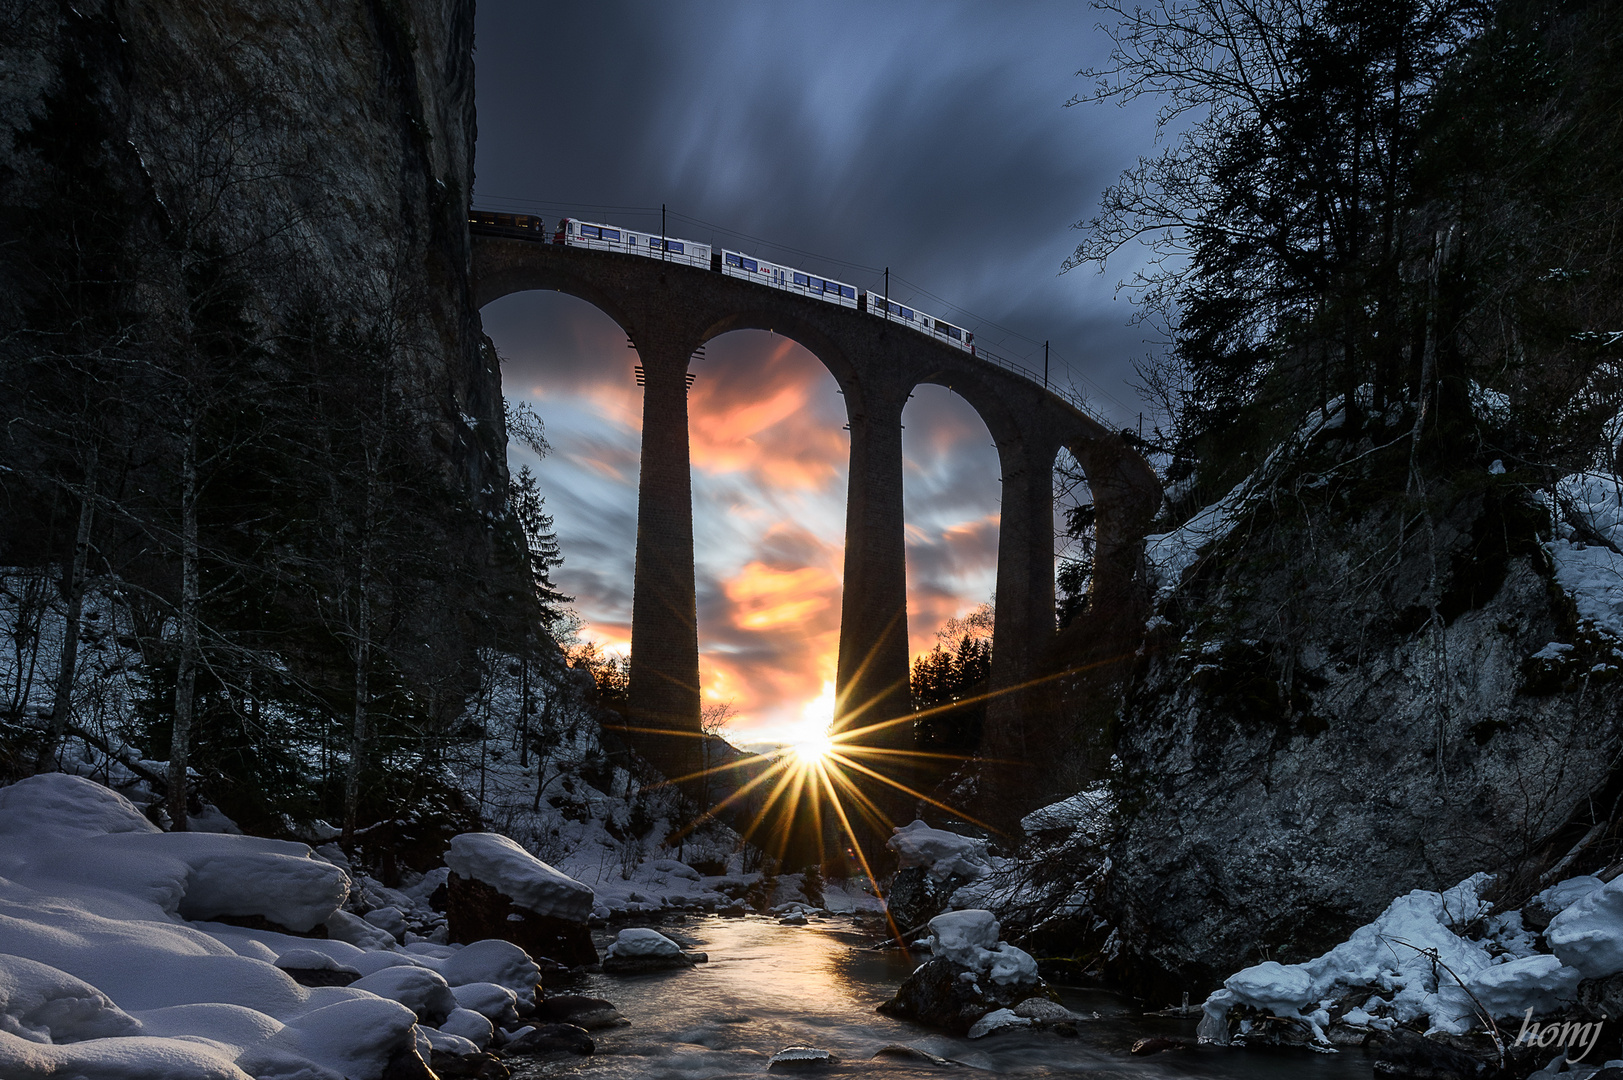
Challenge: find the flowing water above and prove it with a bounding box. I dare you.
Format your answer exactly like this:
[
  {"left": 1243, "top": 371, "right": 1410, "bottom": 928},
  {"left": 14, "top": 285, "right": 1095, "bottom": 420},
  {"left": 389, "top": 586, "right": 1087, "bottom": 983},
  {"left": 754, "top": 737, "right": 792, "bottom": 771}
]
[{"left": 509, "top": 914, "right": 1374, "bottom": 1079}]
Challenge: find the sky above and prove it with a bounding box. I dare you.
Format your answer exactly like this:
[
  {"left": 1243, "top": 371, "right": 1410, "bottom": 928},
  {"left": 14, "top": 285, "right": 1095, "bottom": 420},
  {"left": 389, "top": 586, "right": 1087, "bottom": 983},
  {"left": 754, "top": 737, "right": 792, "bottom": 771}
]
[{"left": 472, "top": 1, "right": 1162, "bottom": 746}]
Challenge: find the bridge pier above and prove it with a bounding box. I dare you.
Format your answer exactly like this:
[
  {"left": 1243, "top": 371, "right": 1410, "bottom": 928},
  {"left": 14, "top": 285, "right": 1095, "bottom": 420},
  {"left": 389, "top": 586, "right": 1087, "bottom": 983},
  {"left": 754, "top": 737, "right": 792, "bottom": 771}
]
[
  {"left": 834, "top": 380, "right": 916, "bottom": 831},
  {"left": 983, "top": 437, "right": 1060, "bottom": 812},
  {"left": 626, "top": 343, "right": 702, "bottom": 785}
]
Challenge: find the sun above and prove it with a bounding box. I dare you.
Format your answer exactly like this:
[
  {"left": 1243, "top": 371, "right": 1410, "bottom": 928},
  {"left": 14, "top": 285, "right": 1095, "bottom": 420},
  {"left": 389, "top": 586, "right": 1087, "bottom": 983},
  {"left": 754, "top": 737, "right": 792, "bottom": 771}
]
[{"left": 791, "top": 730, "right": 836, "bottom": 766}]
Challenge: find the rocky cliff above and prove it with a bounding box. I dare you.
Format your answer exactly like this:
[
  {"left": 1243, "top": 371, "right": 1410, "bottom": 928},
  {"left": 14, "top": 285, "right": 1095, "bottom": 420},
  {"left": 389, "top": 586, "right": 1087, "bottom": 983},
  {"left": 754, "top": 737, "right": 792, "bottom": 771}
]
[{"left": 1101, "top": 404, "right": 1623, "bottom": 1002}]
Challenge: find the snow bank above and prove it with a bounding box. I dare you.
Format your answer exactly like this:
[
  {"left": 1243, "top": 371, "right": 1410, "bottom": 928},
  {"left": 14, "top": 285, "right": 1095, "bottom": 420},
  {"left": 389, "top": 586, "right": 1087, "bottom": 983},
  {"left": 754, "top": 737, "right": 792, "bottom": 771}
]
[
  {"left": 887, "top": 821, "right": 992, "bottom": 882},
  {"left": 926, "top": 910, "right": 1039, "bottom": 987},
  {"left": 1200, "top": 873, "right": 1595, "bottom": 1044},
  {"left": 443, "top": 832, "right": 594, "bottom": 921},
  {"left": 1546, "top": 471, "right": 1623, "bottom": 644},
  {"left": 0, "top": 774, "right": 437, "bottom": 1080},
  {"left": 1547, "top": 876, "right": 1623, "bottom": 978}
]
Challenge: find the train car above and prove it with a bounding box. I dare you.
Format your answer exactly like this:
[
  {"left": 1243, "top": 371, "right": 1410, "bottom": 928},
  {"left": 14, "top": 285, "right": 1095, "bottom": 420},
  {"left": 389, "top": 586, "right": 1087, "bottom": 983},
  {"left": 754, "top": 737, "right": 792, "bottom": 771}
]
[
  {"left": 864, "top": 292, "right": 974, "bottom": 354},
  {"left": 720, "top": 251, "right": 859, "bottom": 309},
  {"left": 554, "top": 218, "right": 712, "bottom": 270},
  {"left": 468, "top": 210, "right": 545, "bottom": 236}
]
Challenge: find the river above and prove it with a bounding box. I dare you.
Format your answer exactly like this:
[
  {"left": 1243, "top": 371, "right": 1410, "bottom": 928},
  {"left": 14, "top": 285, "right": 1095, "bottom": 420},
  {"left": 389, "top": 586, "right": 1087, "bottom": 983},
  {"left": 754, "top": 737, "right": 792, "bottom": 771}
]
[{"left": 508, "top": 913, "right": 1375, "bottom": 1078}]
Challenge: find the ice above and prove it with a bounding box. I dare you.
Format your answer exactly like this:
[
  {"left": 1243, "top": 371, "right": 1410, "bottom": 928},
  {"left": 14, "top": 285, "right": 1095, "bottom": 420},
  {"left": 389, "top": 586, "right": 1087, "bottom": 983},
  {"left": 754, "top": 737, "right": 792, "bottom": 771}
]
[
  {"left": 0, "top": 953, "right": 142, "bottom": 1043},
  {"left": 606, "top": 927, "right": 682, "bottom": 958},
  {"left": 443, "top": 833, "right": 595, "bottom": 921},
  {"left": 925, "top": 910, "right": 1039, "bottom": 987},
  {"left": 1547, "top": 876, "right": 1623, "bottom": 978},
  {"left": 887, "top": 820, "right": 992, "bottom": 882},
  {"left": 966, "top": 1008, "right": 1031, "bottom": 1038},
  {"left": 1464, "top": 954, "right": 1581, "bottom": 1018}
]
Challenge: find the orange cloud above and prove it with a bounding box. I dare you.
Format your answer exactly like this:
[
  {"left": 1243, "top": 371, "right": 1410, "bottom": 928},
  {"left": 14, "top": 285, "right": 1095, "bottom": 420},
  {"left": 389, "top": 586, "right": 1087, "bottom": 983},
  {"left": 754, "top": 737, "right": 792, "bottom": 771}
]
[{"left": 725, "top": 563, "right": 837, "bottom": 629}]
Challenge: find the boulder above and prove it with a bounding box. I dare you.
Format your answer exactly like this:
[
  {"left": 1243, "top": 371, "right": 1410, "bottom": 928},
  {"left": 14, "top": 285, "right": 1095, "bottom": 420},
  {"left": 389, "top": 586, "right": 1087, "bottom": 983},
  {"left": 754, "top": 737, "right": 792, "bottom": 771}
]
[
  {"left": 503, "top": 1022, "right": 595, "bottom": 1056},
  {"left": 601, "top": 928, "right": 695, "bottom": 974},
  {"left": 876, "top": 911, "right": 1047, "bottom": 1035},
  {"left": 446, "top": 872, "right": 597, "bottom": 967},
  {"left": 537, "top": 994, "right": 628, "bottom": 1029}
]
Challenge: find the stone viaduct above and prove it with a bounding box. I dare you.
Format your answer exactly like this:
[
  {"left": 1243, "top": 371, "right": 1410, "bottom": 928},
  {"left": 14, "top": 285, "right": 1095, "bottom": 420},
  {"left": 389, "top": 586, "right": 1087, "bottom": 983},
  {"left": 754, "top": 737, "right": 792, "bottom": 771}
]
[{"left": 469, "top": 226, "right": 1161, "bottom": 823}]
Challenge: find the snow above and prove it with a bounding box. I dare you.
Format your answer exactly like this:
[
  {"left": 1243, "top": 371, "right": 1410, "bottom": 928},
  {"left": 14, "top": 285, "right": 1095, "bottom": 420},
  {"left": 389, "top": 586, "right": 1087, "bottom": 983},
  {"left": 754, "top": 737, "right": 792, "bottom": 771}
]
[
  {"left": 444, "top": 832, "right": 594, "bottom": 921},
  {"left": 449, "top": 981, "right": 518, "bottom": 1025},
  {"left": 0, "top": 953, "right": 142, "bottom": 1043},
  {"left": 1544, "top": 471, "right": 1623, "bottom": 645},
  {"left": 1464, "top": 955, "right": 1581, "bottom": 1017},
  {"left": 605, "top": 928, "right": 682, "bottom": 959},
  {"left": 1546, "top": 876, "right": 1623, "bottom": 978},
  {"left": 1532, "top": 876, "right": 1603, "bottom": 918},
  {"left": 1202, "top": 873, "right": 1534, "bottom": 1040},
  {"left": 349, "top": 966, "right": 456, "bottom": 1023},
  {"left": 887, "top": 820, "right": 992, "bottom": 882},
  {"left": 1144, "top": 478, "right": 1253, "bottom": 603},
  {"left": 435, "top": 939, "right": 541, "bottom": 1009},
  {"left": 436, "top": 1007, "right": 493, "bottom": 1048},
  {"left": 925, "top": 910, "right": 1039, "bottom": 987}
]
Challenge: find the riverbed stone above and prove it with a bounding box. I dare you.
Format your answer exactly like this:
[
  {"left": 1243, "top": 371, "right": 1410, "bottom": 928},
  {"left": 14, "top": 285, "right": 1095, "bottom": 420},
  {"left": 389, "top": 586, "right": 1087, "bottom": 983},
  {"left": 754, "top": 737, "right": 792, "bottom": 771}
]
[
  {"left": 502, "top": 1022, "right": 594, "bottom": 1057},
  {"left": 876, "top": 956, "right": 1044, "bottom": 1035},
  {"left": 767, "top": 1046, "right": 838, "bottom": 1070},
  {"left": 446, "top": 872, "right": 597, "bottom": 967},
  {"left": 537, "top": 995, "right": 628, "bottom": 1029}
]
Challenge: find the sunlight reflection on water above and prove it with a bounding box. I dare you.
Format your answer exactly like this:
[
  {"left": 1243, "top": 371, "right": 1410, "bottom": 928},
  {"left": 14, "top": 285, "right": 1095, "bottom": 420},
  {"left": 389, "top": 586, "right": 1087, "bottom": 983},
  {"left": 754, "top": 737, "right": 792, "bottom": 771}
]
[{"left": 506, "top": 915, "right": 1376, "bottom": 1079}]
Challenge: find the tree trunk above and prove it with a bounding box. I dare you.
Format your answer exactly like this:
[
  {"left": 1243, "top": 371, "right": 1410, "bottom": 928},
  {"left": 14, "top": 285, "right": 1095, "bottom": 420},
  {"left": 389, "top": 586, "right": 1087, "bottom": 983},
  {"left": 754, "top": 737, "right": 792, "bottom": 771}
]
[
  {"left": 38, "top": 444, "right": 99, "bottom": 772},
  {"left": 168, "top": 425, "right": 198, "bottom": 831},
  {"left": 342, "top": 450, "right": 378, "bottom": 846}
]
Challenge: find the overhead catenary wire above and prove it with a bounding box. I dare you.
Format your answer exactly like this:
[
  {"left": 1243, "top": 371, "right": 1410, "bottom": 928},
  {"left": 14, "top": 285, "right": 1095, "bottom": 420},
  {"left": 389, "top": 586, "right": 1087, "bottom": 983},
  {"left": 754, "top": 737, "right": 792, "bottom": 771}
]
[{"left": 474, "top": 192, "right": 1135, "bottom": 420}]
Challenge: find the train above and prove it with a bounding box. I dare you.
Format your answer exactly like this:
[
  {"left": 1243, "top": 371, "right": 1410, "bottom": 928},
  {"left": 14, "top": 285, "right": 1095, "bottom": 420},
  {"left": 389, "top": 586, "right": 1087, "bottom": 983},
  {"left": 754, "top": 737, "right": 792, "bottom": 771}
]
[{"left": 469, "top": 210, "right": 976, "bottom": 355}]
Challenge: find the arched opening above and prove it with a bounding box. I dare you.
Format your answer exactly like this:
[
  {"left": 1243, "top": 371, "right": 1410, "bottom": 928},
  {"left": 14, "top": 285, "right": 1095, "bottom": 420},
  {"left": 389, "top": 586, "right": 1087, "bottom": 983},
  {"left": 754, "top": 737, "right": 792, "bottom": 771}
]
[
  {"left": 685, "top": 329, "right": 849, "bottom": 752},
  {"left": 481, "top": 290, "right": 643, "bottom": 665},
  {"left": 900, "top": 383, "right": 1002, "bottom": 780},
  {"left": 1053, "top": 446, "right": 1095, "bottom": 631}
]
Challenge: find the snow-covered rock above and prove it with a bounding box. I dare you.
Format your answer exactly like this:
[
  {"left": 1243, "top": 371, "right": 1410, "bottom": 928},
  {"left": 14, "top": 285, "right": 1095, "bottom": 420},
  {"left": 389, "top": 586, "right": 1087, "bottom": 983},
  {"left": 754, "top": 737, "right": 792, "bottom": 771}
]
[
  {"left": 1463, "top": 954, "right": 1582, "bottom": 1018},
  {"left": 602, "top": 927, "right": 694, "bottom": 973},
  {"left": 1202, "top": 873, "right": 1506, "bottom": 1040},
  {"left": 0, "top": 953, "right": 143, "bottom": 1043},
  {"left": 444, "top": 833, "right": 594, "bottom": 922},
  {"left": 436, "top": 939, "right": 541, "bottom": 1008},
  {"left": 926, "top": 910, "right": 1038, "bottom": 987},
  {"left": 350, "top": 965, "right": 456, "bottom": 1024},
  {"left": 450, "top": 981, "right": 518, "bottom": 1025},
  {"left": 437, "top": 1006, "right": 494, "bottom": 1048},
  {"left": 887, "top": 821, "right": 992, "bottom": 882},
  {"left": 1547, "top": 876, "right": 1623, "bottom": 978}
]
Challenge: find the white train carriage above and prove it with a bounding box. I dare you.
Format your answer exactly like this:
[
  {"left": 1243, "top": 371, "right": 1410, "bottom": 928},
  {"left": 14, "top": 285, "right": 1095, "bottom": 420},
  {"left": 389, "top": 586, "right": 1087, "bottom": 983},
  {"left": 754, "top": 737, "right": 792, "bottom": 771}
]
[
  {"left": 865, "top": 292, "right": 975, "bottom": 354},
  {"left": 553, "top": 218, "right": 712, "bottom": 270},
  {"left": 721, "top": 251, "right": 859, "bottom": 309}
]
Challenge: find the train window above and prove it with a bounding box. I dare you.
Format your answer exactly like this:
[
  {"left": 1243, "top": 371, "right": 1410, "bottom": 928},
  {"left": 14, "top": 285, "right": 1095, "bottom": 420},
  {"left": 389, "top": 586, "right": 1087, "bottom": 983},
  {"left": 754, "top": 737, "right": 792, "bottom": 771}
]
[
  {"left": 794, "top": 273, "right": 808, "bottom": 286},
  {"left": 602, "top": 228, "right": 621, "bottom": 241},
  {"left": 581, "top": 225, "right": 600, "bottom": 238},
  {"left": 902, "top": 307, "right": 915, "bottom": 320},
  {"left": 741, "top": 257, "right": 758, "bottom": 272},
  {"left": 840, "top": 286, "right": 855, "bottom": 299},
  {"left": 667, "top": 241, "right": 683, "bottom": 254},
  {"left": 946, "top": 326, "right": 962, "bottom": 340}
]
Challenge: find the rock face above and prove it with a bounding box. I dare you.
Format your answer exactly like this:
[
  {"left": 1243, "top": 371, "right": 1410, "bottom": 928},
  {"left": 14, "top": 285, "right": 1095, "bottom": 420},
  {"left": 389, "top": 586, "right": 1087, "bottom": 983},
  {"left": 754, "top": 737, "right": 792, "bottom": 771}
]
[
  {"left": 446, "top": 873, "right": 598, "bottom": 968},
  {"left": 1104, "top": 452, "right": 1623, "bottom": 1001},
  {"left": 0, "top": 0, "right": 524, "bottom": 713}
]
